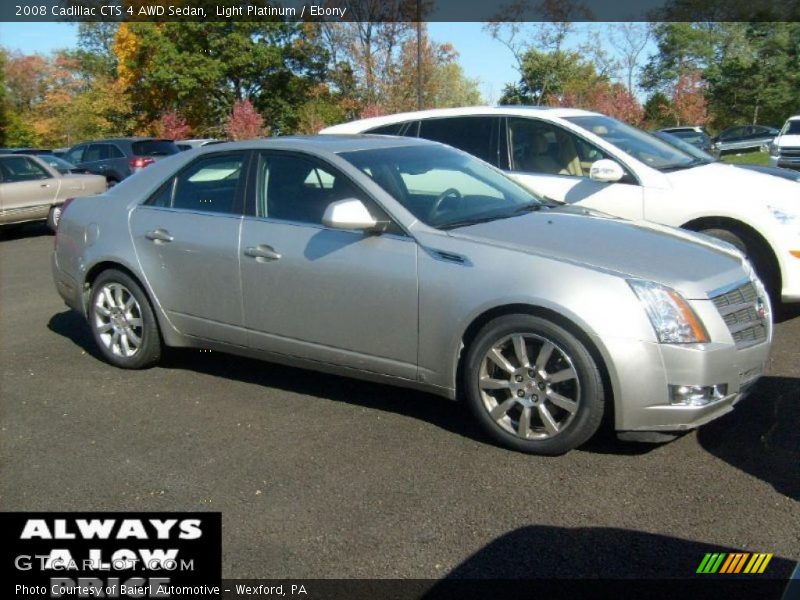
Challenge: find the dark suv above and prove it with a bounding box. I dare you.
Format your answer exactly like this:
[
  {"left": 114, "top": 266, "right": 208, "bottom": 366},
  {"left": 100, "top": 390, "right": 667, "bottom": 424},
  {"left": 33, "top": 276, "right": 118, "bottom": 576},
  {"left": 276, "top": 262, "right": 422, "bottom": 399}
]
[{"left": 64, "top": 138, "right": 180, "bottom": 185}]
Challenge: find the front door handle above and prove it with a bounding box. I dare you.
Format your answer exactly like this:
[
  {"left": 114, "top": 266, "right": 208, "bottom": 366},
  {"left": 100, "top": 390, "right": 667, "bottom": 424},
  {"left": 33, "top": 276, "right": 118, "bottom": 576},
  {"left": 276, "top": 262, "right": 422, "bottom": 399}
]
[
  {"left": 244, "top": 244, "right": 281, "bottom": 261},
  {"left": 145, "top": 228, "right": 174, "bottom": 243}
]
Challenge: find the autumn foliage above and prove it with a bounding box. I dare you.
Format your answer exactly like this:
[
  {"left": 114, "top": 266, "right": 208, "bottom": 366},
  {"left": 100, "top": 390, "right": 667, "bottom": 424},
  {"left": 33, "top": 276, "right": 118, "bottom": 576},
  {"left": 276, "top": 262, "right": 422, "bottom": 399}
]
[{"left": 224, "top": 100, "right": 266, "bottom": 141}]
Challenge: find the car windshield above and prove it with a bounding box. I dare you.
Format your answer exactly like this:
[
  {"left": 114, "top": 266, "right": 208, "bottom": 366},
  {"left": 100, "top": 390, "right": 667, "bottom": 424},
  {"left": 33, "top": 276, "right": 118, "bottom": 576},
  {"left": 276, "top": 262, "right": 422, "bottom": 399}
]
[
  {"left": 565, "top": 115, "right": 697, "bottom": 171},
  {"left": 783, "top": 120, "right": 800, "bottom": 135},
  {"left": 38, "top": 154, "right": 77, "bottom": 174},
  {"left": 338, "top": 144, "right": 545, "bottom": 229},
  {"left": 132, "top": 140, "right": 180, "bottom": 156}
]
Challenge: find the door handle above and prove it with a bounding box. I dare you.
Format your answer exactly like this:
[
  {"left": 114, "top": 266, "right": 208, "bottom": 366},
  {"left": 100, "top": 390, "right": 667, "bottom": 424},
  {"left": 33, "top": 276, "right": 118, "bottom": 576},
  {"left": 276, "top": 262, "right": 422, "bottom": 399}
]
[
  {"left": 145, "top": 229, "right": 174, "bottom": 243},
  {"left": 40, "top": 183, "right": 51, "bottom": 188},
  {"left": 244, "top": 244, "right": 281, "bottom": 261}
]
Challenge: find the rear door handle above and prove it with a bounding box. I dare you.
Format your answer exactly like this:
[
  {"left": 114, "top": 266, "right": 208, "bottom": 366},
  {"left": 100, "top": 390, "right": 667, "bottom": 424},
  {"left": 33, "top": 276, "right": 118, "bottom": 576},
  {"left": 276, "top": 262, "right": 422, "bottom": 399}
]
[
  {"left": 145, "top": 229, "right": 174, "bottom": 243},
  {"left": 244, "top": 244, "right": 281, "bottom": 261}
]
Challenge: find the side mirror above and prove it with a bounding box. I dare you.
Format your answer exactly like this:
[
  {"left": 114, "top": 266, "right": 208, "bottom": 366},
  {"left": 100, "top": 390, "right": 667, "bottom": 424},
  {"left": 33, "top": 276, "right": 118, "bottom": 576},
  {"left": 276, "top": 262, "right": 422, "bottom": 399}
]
[
  {"left": 322, "top": 198, "right": 387, "bottom": 233},
  {"left": 589, "top": 159, "right": 625, "bottom": 183}
]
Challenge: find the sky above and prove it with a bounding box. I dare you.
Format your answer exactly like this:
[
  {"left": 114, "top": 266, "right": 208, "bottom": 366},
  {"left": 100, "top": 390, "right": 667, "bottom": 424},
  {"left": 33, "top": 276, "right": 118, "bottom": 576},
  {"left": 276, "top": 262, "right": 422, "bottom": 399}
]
[{"left": 0, "top": 22, "right": 655, "bottom": 103}]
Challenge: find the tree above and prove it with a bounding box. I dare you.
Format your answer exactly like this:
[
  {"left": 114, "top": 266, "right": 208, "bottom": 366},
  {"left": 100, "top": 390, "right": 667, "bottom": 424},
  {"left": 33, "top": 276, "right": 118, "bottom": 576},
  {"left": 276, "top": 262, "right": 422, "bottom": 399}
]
[
  {"left": 640, "top": 23, "right": 719, "bottom": 94},
  {"left": 608, "top": 23, "right": 650, "bottom": 94},
  {"left": 0, "top": 50, "right": 7, "bottom": 147},
  {"left": 155, "top": 110, "right": 191, "bottom": 140},
  {"left": 665, "top": 70, "right": 709, "bottom": 126},
  {"left": 643, "top": 92, "right": 673, "bottom": 128},
  {"left": 499, "top": 48, "right": 603, "bottom": 106},
  {"left": 224, "top": 100, "right": 265, "bottom": 140}
]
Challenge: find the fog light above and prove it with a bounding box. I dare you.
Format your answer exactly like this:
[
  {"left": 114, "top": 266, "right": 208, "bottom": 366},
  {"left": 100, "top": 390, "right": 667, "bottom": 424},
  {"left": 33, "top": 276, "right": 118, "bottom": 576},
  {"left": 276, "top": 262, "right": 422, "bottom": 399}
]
[{"left": 668, "top": 384, "right": 728, "bottom": 406}]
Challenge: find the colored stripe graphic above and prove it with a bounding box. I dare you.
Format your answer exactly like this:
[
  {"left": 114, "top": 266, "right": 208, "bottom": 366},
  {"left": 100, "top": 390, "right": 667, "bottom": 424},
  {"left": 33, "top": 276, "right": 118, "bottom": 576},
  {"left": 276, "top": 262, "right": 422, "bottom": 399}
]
[{"left": 698, "top": 552, "right": 774, "bottom": 574}]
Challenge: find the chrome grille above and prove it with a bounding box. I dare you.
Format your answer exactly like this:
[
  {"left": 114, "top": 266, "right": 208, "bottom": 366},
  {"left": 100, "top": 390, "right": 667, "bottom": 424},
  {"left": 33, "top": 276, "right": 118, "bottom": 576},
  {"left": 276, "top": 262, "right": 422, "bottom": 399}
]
[
  {"left": 711, "top": 281, "right": 768, "bottom": 349},
  {"left": 779, "top": 146, "right": 800, "bottom": 158}
]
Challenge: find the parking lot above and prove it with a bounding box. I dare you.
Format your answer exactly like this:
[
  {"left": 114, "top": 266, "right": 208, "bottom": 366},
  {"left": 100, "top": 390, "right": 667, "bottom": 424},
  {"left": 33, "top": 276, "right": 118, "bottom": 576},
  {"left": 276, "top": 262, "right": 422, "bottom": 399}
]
[{"left": 1, "top": 223, "right": 798, "bottom": 580}]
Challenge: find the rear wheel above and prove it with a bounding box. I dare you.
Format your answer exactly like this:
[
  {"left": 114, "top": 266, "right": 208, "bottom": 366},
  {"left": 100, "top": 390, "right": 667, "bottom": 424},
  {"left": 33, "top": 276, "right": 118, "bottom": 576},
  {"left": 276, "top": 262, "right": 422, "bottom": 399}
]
[
  {"left": 88, "top": 269, "right": 161, "bottom": 369},
  {"left": 463, "top": 315, "right": 605, "bottom": 455},
  {"left": 46, "top": 205, "right": 61, "bottom": 231}
]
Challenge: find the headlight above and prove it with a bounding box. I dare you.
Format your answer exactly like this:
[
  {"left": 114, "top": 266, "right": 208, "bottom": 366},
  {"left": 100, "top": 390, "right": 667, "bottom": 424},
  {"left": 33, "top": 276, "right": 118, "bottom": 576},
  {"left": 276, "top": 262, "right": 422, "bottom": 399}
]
[
  {"left": 628, "top": 280, "right": 710, "bottom": 344},
  {"left": 769, "top": 141, "right": 780, "bottom": 157}
]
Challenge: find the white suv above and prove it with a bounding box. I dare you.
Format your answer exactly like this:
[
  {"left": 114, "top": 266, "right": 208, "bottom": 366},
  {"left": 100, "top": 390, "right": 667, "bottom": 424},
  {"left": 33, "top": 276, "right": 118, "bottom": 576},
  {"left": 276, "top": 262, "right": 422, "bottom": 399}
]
[
  {"left": 769, "top": 115, "right": 800, "bottom": 171},
  {"left": 323, "top": 106, "right": 800, "bottom": 302}
]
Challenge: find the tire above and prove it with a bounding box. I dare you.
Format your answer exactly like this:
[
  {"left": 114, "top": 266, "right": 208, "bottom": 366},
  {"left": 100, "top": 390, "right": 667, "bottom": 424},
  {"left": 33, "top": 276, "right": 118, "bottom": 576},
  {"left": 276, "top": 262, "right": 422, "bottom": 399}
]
[
  {"left": 700, "top": 227, "right": 779, "bottom": 300},
  {"left": 88, "top": 269, "right": 162, "bottom": 369},
  {"left": 46, "top": 205, "right": 62, "bottom": 232},
  {"left": 463, "top": 315, "right": 605, "bottom": 455}
]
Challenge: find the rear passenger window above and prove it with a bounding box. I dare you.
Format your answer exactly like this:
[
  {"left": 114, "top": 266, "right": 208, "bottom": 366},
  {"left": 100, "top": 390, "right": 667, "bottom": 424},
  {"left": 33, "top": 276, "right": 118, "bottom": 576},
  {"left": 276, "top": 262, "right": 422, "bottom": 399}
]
[
  {"left": 145, "top": 153, "right": 244, "bottom": 214},
  {"left": 65, "top": 146, "right": 85, "bottom": 164},
  {"left": 366, "top": 123, "right": 407, "bottom": 136},
  {"left": 418, "top": 117, "right": 496, "bottom": 164}
]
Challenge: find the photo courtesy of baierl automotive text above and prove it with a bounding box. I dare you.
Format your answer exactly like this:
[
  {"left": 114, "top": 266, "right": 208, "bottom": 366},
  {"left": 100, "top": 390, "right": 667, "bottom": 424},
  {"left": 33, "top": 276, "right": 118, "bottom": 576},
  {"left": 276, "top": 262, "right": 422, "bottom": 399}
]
[{"left": 0, "top": 1, "right": 798, "bottom": 599}]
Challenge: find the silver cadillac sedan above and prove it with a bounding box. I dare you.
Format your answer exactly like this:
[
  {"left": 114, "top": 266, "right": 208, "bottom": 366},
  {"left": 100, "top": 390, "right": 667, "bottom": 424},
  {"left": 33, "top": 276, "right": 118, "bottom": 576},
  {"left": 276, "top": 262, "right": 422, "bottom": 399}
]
[{"left": 51, "top": 136, "right": 772, "bottom": 454}]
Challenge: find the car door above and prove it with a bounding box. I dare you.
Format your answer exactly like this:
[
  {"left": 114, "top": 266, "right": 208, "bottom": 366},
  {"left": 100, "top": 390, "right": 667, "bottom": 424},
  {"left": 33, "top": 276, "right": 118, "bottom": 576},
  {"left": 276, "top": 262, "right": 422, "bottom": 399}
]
[
  {"left": 129, "top": 151, "right": 248, "bottom": 345},
  {"left": 502, "top": 117, "right": 644, "bottom": 219},
  {"left": 239, "top": 151, "right": 418, "bottom": 379},
  {"left": 0, "top": 156, "right": 60, "bottom": 223}
]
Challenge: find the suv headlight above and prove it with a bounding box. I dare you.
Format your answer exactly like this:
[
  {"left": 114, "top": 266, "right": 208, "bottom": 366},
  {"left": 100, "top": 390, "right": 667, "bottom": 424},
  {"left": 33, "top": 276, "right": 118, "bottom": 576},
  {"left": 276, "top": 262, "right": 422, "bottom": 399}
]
[
  {"left": 628, "top": 280, "right": 710, "bottom": 344},
  {"left": 769, "top": 141, "right": 780, "bottom": 157}
]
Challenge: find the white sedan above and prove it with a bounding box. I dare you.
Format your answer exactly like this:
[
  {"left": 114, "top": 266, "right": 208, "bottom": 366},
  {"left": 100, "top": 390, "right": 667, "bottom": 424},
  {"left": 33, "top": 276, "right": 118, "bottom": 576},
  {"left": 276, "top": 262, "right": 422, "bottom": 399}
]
[{"left": 324, "top": 106, "right": 800, "bottom": 303}]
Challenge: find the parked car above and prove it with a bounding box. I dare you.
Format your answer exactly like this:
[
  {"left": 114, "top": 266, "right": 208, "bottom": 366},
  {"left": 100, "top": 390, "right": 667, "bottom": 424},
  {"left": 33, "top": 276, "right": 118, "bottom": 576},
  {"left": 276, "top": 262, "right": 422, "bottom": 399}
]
[
  {"left": 35, "top": 154, "right": 92, "bottom": 175},
  {"left": 323, "top": 107, "right": 800, "bottom": 302},
  {"left": 0, "top": 153, "right": 106, "bottom": 229},
  {"left": 176, "top": 138, "right": 220, "bottom": 151},
  {"left": 768, "top": 115, "right": 800, "bottom": 170},
  {"left": 52, "top": 136, "right": 771, "bottom": 454},
  {"left": 657, "top": 126, "right": 716, "bottom": 156},
  {"left": 653, "top": 130, "right": 800, "bottom": 182},
  {"left": 712, "top": 124, "right": 779, "bottom": 155},
  {"left": 0, "top": 147, "right": 53, "bottom": 155},
  {"left": 64, "top": 138, "right": 180, "bottom": 186}
]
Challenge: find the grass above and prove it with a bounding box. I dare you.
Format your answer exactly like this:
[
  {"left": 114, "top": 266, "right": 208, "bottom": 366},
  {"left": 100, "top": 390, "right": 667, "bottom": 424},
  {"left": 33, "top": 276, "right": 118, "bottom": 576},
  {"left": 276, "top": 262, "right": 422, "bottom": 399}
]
[{"left": 720, "top": 151, "right": 770, "bottom": 166}]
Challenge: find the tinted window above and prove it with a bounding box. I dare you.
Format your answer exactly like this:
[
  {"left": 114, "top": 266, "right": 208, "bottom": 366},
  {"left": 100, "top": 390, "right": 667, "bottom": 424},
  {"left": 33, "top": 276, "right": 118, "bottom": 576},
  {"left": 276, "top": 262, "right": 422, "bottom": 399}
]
[
  {"left": 509, "top": 117, "right": 615, "bottom": 177},
  {"left": 720, "top": 127, "right": 745, "bottom": 140},
  {"left": 146, "top": 153, "right": 244, "bottom": 214},
  {"left": 83, "top": 144, "right": 110, "bottom": 162},
  {"left": 132, "top": 140, "right": 180, "bottom": 157},
  {"left": 257, "top": 153, "right": 364, "bottom": 225},
  {"left": 418, "top": 117, "right": 496, "bottom": 164},
  {"left": 0, "top": 156, "right": 52, "bottom": 182},
  {"left": 366, "top": 123, "right": 407, "bottom": 135},
  {"left": 784, "top": 121, "right": 800, "bottom": 135},
  {"left": 65, "top": 146, "right": 85, "bottom": 164},
  {"left": 107, "top": 144, "right": 125, "bottom": 158}
]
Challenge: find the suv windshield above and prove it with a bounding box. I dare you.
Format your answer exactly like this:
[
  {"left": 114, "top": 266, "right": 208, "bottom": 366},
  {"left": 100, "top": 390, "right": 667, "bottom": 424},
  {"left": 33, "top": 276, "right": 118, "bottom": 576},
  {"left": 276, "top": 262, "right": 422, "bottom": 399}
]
[
  {"left": 132, "top": 139, "right": 180, "bottom": 157},
  {"left": 565, "top": 115, "right": 697, "bottom": 171},
  {"left": 339, "top": 145, "right": 544, "bottom": 229},
  {"left": 783, "top": 120, "right": 800, "bottom": 135}
]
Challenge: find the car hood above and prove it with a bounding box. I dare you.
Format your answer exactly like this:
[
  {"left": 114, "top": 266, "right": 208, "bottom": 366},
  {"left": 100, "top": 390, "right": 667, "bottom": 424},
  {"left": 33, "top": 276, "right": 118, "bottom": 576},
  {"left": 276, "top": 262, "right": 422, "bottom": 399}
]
[
  {"left": 776, "top": 134, "right": 800, "bottom": 147},
  {"left": 663, "top": 162, "right": 799, "bottom": 207},
  {"left": 449, "top": 208, "right": 748, "bottom": 299}
]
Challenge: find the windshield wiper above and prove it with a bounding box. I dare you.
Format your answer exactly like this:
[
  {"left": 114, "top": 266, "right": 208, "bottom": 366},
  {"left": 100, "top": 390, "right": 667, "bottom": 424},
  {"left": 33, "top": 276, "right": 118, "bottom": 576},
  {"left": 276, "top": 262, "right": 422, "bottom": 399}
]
[{"left": 439, "top": 203, "right": 544, "bottom": 230}]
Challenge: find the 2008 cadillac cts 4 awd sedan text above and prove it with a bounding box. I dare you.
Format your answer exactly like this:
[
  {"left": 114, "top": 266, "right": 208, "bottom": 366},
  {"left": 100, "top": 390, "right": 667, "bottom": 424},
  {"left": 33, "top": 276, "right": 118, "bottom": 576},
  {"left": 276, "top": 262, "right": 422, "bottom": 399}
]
[{"left": 52, "top": 136, "right": 772, "bottom": 454}]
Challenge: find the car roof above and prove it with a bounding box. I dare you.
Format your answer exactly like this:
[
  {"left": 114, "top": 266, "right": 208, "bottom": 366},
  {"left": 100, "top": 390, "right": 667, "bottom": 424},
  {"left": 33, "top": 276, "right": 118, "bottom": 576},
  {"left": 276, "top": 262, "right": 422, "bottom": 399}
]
[
  {"left": 322, "top": 105, "right": 600, "bottom": 132},
  {"left": 193, "top": 134, "right": 436, "bottom": 154}
]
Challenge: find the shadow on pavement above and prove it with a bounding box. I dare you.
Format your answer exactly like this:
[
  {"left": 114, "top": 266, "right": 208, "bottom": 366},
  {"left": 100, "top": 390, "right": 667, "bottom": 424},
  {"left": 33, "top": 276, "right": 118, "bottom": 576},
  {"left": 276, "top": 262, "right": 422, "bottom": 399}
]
[
  {"left": 0, "top": 222, "right": 51, "bottom": 241},
  {"left": 424, "top": 526, "right": 796, "bottom": 599},
  {"left": 47, "top": 309, "right": 661, "bottom": 457},
  {"left": 697, "top": 375, "right": 800, "bottom": 501}
]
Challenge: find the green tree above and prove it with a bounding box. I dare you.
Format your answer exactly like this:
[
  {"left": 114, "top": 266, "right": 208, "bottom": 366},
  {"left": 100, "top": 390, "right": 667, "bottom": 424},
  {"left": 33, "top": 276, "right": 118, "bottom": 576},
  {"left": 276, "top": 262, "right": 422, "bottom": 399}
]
[
  {"left": 0, "top": 50, "right": 7, "bottom": 147},
  {"left": 499, "top": 49, "right": 604, "bottom": 106}
]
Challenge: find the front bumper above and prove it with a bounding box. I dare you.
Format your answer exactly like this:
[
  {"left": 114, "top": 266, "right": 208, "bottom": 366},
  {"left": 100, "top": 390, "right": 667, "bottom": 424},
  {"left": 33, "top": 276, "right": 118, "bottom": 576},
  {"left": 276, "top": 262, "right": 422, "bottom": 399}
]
[{"left": 598, "top": 333, "right": 771, "bottom": 434}]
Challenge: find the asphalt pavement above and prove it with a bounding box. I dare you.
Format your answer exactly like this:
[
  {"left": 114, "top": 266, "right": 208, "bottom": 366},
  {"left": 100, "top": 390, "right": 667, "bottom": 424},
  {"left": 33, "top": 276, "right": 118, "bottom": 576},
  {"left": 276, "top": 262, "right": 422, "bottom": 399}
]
[{"left": 1, "top": 223, "right": 798, "bottom": 581}]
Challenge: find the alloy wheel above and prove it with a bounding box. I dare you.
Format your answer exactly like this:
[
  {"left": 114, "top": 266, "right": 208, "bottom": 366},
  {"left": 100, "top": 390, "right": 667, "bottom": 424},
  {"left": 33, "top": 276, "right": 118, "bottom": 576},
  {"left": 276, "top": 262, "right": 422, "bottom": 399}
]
[{"left": 93, "top": 282, "right": 144, "bottom": 358}]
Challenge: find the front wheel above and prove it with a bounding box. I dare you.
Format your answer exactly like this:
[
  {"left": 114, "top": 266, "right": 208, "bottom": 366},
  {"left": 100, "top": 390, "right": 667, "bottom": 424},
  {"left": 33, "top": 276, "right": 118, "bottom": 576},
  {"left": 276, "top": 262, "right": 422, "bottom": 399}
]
[
  {"left": 88, "top": 269, "right": 161, "bottom": 369},
  {"left": 463, "top": 315, "right": 605, "bottom": 455},
  {"left": 46, "top": 205, "right": 62, "bottom": 231}
]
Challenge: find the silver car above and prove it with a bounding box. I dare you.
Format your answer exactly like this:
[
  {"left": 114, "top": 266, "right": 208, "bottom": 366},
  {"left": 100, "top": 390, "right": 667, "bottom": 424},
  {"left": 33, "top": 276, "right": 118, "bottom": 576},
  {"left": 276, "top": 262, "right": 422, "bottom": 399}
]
[
  {"left": 51, "top": 136, "right": 772, "bottom": 454},
  {"left": 0, "top": 154, "right": 107, "bottom": 229}
]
